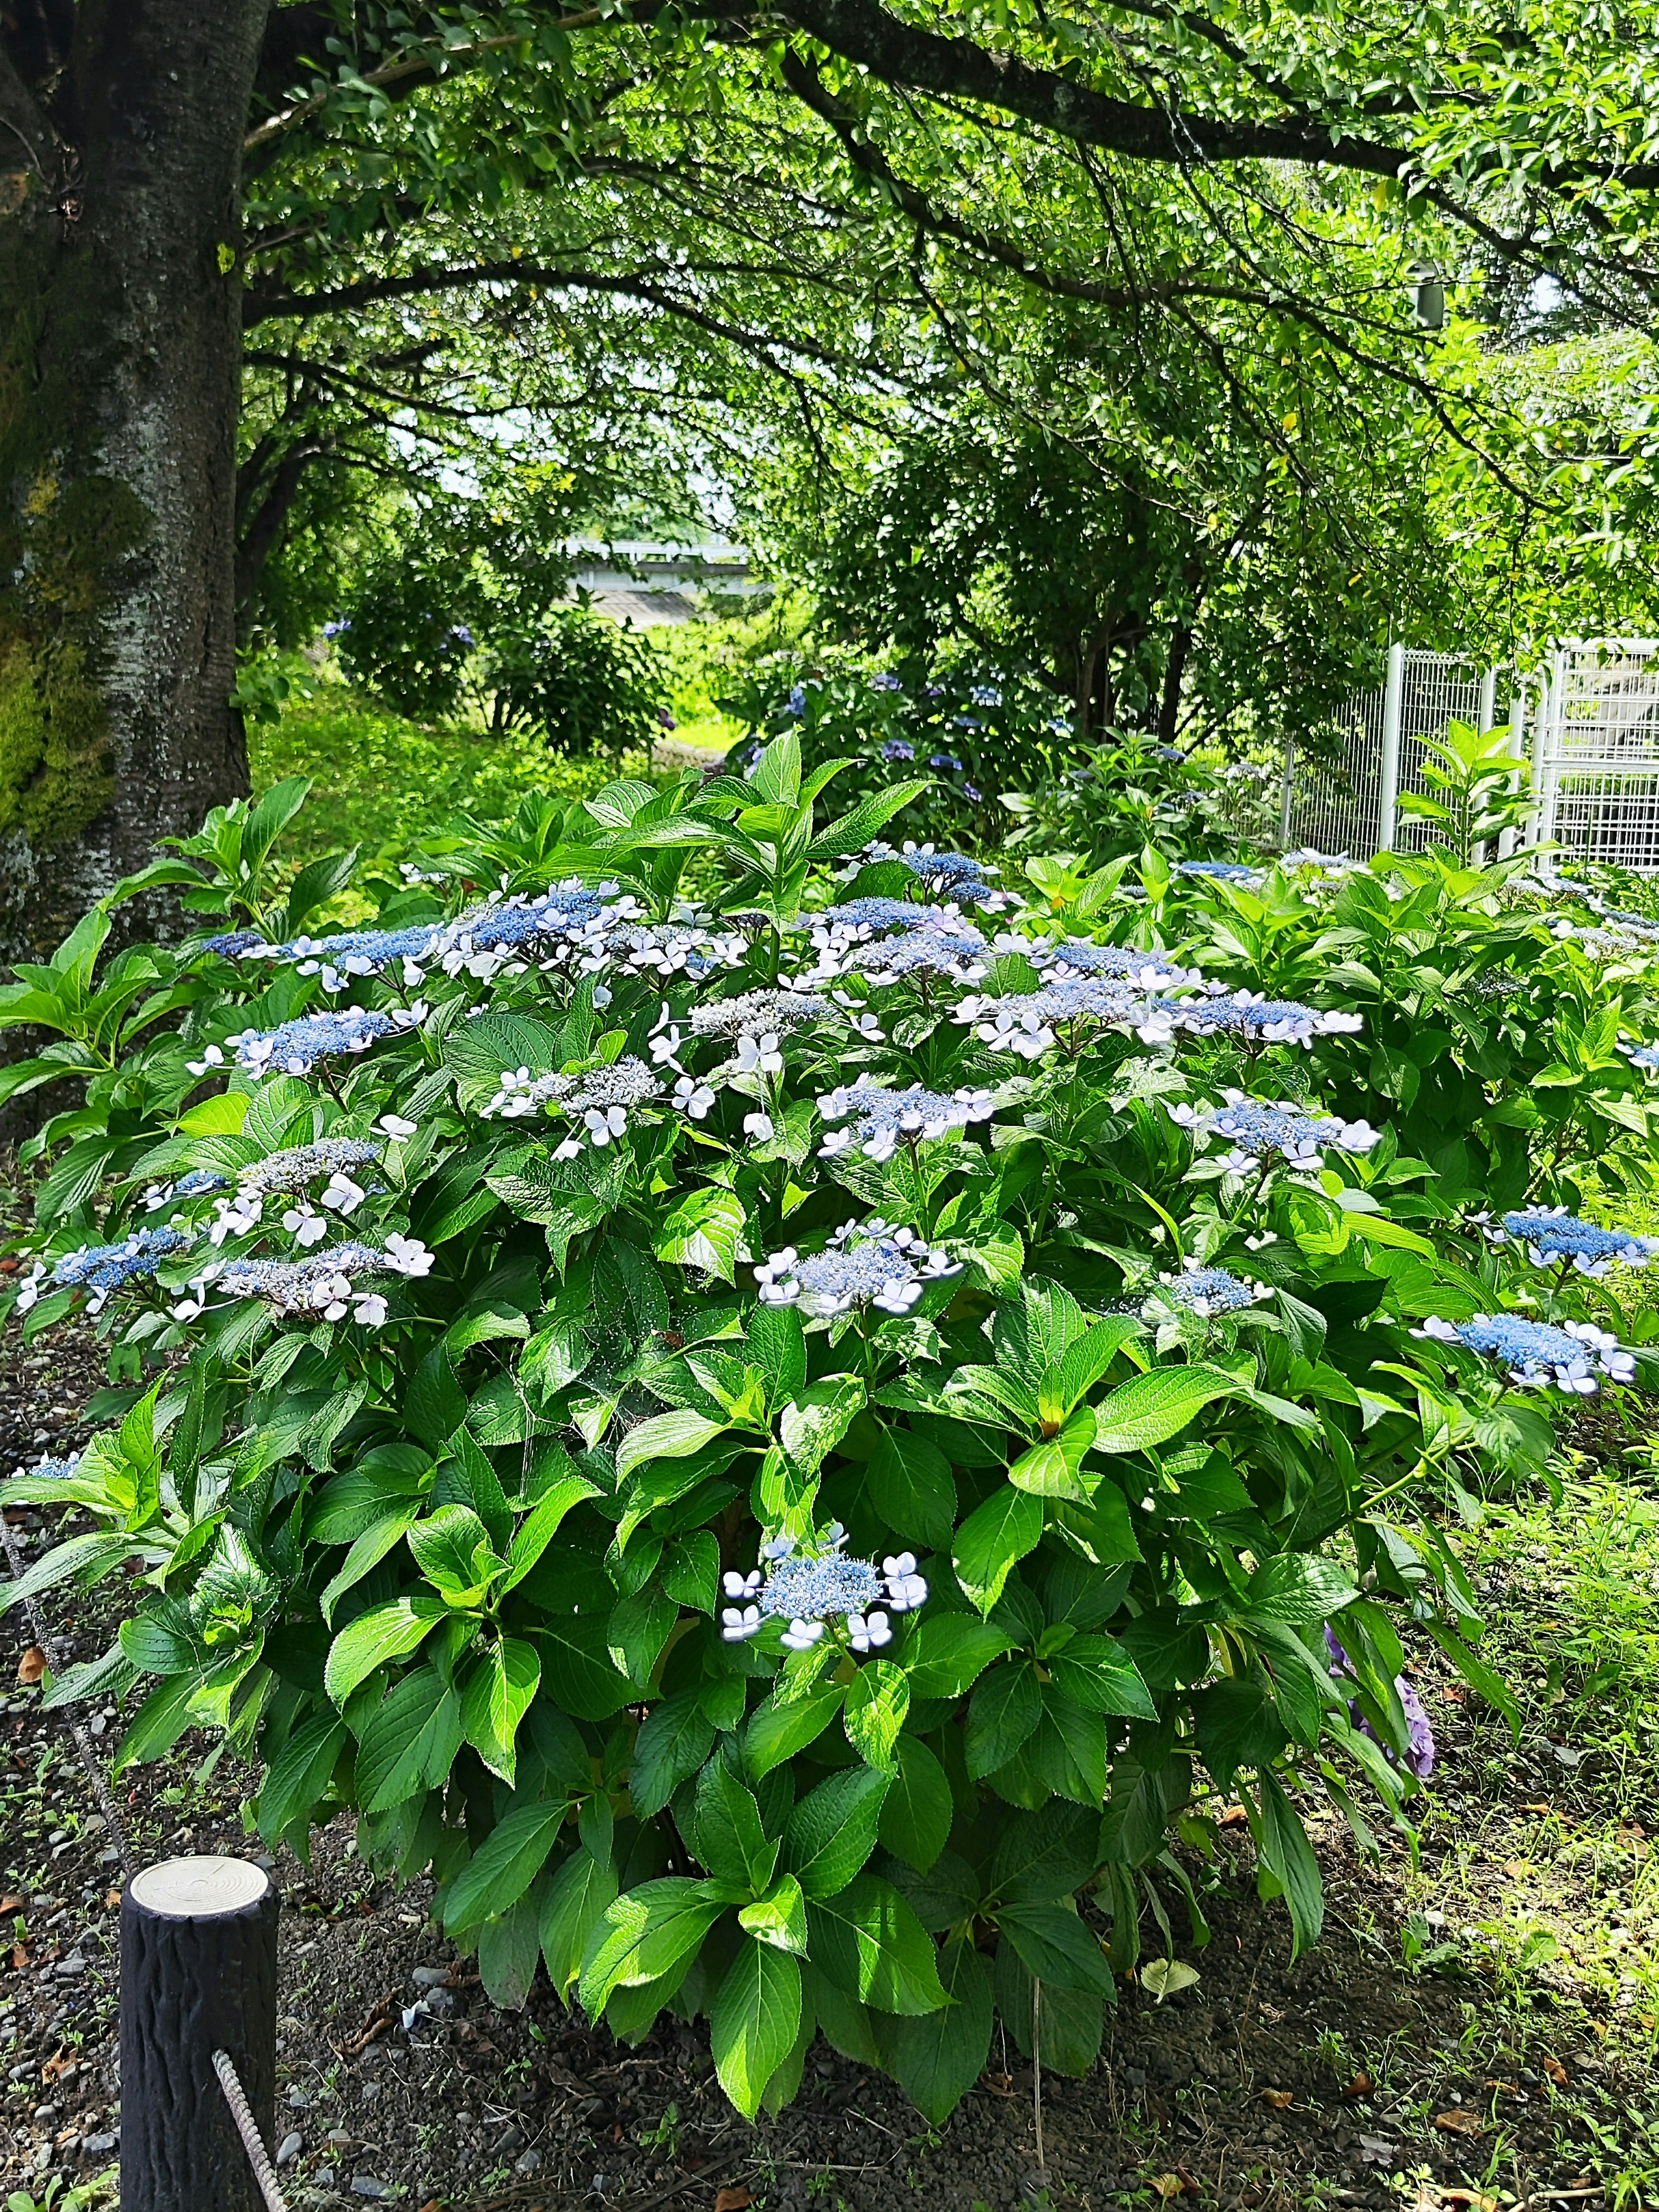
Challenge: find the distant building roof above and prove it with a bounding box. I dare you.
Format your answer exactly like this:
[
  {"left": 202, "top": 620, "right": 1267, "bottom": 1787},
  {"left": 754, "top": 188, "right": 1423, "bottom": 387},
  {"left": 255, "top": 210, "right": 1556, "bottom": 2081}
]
[{"left": 566, "top": 541, "right": 763, "bottom": 626}]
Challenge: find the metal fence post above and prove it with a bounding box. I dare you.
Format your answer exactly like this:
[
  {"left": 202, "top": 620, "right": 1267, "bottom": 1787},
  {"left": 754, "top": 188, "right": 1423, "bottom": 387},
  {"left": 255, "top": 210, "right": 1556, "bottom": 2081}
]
[
  {"left": 1497, "top": 680, "right": 1528, "bottom": 860},
  {"left": 1376, "top": 642, "right": 1406, "bottom": 851},
  {"left": 121, "top": 1856, "right": 280, "bottom": 2212}
]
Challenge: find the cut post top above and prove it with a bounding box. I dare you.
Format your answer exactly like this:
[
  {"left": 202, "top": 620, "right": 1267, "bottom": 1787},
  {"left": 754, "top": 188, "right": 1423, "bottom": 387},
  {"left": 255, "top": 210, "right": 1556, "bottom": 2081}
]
[{"left": 128, "top": 1856, "right": 271, "bottom": 1918}]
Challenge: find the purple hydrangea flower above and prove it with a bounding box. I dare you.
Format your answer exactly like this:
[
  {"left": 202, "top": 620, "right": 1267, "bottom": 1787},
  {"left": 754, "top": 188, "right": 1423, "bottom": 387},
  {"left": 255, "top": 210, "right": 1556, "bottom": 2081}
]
[{"left": 1325, "top": 1629, "right": 1434, "bottom": 1779}]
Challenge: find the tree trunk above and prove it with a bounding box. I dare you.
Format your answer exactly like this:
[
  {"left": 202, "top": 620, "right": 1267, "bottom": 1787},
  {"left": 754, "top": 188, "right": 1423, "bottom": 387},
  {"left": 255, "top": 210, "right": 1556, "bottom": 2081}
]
[
  {"left": 0, "top": 2, "right": 267, "bottom": 961},
  {"left": 1157, "top": 622, "right": 1193, "bottom": 745}
]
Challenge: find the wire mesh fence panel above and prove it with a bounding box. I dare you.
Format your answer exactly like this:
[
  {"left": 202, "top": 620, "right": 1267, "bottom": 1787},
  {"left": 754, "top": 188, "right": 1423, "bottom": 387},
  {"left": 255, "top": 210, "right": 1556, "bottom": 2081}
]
[
  {"left": 1535, "top": 641, "right": 1659, "bottom": 874},
  {"left": 1285, "top": 650, "right": 1511, "bottom": 857},
  {"left": 1285, "top": 686, "right": 1386, "bottom": 855}
]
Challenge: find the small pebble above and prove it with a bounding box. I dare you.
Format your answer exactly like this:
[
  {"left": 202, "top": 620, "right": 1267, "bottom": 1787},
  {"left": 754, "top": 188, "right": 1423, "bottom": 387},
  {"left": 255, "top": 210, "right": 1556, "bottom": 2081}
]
[
  {"left": 276, "top": 2131, "right": 302, "bottom": 2165},
  {"left": 350, "top": 2178, "right": 391, "bottom": 2200},
  {"left": 516, "top": 2146, "right": 543, "bottom": 2174}
]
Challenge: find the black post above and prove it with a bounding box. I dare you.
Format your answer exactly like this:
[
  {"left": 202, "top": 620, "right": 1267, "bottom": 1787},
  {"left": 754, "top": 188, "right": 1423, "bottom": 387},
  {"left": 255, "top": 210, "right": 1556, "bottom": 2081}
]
[{"left": 120, "top": 1856, "right": 280, "bottom": 2212}]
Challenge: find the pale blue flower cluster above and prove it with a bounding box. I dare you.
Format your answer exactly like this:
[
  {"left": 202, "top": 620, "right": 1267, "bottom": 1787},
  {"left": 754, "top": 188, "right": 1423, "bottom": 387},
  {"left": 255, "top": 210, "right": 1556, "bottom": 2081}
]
[
  {"left": 1039, "top": 941, "right": 1201, "bottom": 990},
  {"left": 1414, "top": 1312, "right": 1635, "bottom": 1392},
  {"left": 1500, "top": 1208, "right": 1658, "bottom": 1275},
  {"left": 881, "top": 739, "right": 915, "bottom": 762},
  {"left": 1178, "top": 992, "right": 1364, "bottom": 1047},
  {"left": 688, "top": 988, "right": 829, "bottom": 1040},
  {"left": 893, "top": 850, "right": 1002, "bottom": 905},
  {"left": 201, "top": 1233, "right": 432, "bottom": 1323},
  {"left": 957, "top": 976, "right": 1181, "bottom": 1058},
  {"left": 481, "top": 1055, "right": 661, "bottom": 1149},
  {"left": 239, "top": 1139, "right": 383, "bottom": 1196},
  {"left": 720, "top": 1524, "right": 928, "bottom": 1651},
  {"left": 1624, "top": 1043, "right": 1659, "bottom": 1072},
  {"left": 267, "top": 922, "right": 445, "bottom": 985},
  {"left": 755, "top": 1217, "right": 962, "bottom": 1317},
  {"left": 199, "top": 928, "right": 268, "bottom": 958},
  {"left": 16, "top": 1225, "right": 192, "bottom": 1315},
  {"left": 1170, "top": 1090, "right": 1379, "bottom": 1167},
  {"left": 818, "top": 1081, "right": 997, "bottom": 1160},
  {"left": 843, "top": 928, "right": 988, "bottom": 985},
  {"left": 1178, "top": 860, "right": 1260, "bottom": 884},
  {"left": 16, "top": 1452, "right": 82, "bottom": 1482},
  {"left": 871, "top": 672, "right": 904, "bottom": 693},
  {"left": 811, "top": 898, "right": 942, "bottom": 941},
  {"left": 969, "top": 684, "right": 1002, "bottom": 707},
  {"left": 1147, "top": 1265, "right": 1271, "bottom": 1318},
  {"left": 203, "top": 1007, "right": 412, "bottom": 1078},
  {"left": 143, "top": 1168, "right": 230, "bottom": 1212}
]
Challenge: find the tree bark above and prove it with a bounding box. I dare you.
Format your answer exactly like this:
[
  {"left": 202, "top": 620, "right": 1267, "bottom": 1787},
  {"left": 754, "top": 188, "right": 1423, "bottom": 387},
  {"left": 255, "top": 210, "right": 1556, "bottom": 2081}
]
[{"left": 0, "top": 3, "right": 267, "bottom": 961}]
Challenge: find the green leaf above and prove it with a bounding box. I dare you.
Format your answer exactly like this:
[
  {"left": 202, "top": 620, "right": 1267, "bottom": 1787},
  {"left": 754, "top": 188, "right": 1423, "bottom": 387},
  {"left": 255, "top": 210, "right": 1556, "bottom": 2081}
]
[
  {"left": 445, "top": 1800, "right": 569, "bottom": 1935},
  {"left": 320, "top": 1507, "right": 420, "bottom": 1626},
  {"left": 580, "top": 1878, "right": 726, "bottom": 2017},
  {"left": 1256, "top": 1772, "right": 1324, "bottom": 1957},
  {"left": 996, "top": 1899, "right": 1116, "bottom": 1996},
  {"left": 1046, "top": 1634, "right": 1157, "bottom": 1719},
  {"left": 744, "top": 1684, "right": 845, "bottom": 1780},
  {"left": 695, "top": 1759, "right": 777, "bottom": 1890},
  {"left": 607, "top": 1587, "right": 678, "bottom": 1691},
  {"left": 407, "top": 1503, "right": 500, "bottom": 1608},
  {"left": 901, "top": 1612, "right": 1015, "bottom": 1697},
  {"left": 877, "top": 1735, "right": 953, "bottom": 1872},
  {"left": 477, "top": 1885, "right": 543, "bottom": 2012},
  {"left": 286, "top": 845, "right": 360, "bottom": 933},
  {"left": 502, "top": 1472, "right": 602, "bottom": 1591},
  {"left": 537, "top": 1613, "right": 634, "bottom": 1721},
  {"left": 784, "top": 1765, "right": 890, "bottom": 1897},
  {"left": 953, "top": 1486, "right": 1044, "bottom": 1616},
  {"left": 843, "top": 1659, "right": 910, "bottom": 1770},
  {"left": 616, "top": 1408, "right": 728, "bottom": 1483},
  {"left": 865, "top": 1427, "right": 956, "bottom": 1549},
  {"left": 884, "top": 1936, "right": 994, "bottom": 2123},
  {"left": 1038, "top": 1317, "right": 1143, "bottom": 1426},
  {"left": 1241, "top": 1554, "right": 1358, "bottom": 1627},
  {"left": 654, "top": 1188, "right": 748, "bottom": 1282},
  {"left": 631, "top": 1689, "right": 717, "bottom": 1818},
  {"left": 255, "top": 1710, "right": 346, "bottom": 1843},
  {"left": 461, "top": 1636, "right": 542, "bottom": 1785},
  {"left": 808, "top": 1872, "right": 950, "bottom": 2015},
  {"left": 1008, "top": 1407, "right": 1096, "bottom": 1500},
  {"left": 356, "top": 1667, "right": 463, "bottom": 1815},
  {"left": 1089, "top": 1366, "right": 1244, "bottom": 1455},
  {"left": 540, "top": 1847, "right": 620, "bottom": 2004},
  {"left": 739, "top": 1871, "right": 809, "bottom": 1955},
  {"left": 710, "top": 1941, "right": 802, "bottom": 2119},
  {"left": 323, "top": 1597, "right": 445, "bottom": 1706},
  {"left": 966, "top": 1663, "right": 1043, "bottom": 1778},
  {"left": 405, "top": 1344, "right": 467, "bottom": 1452}
]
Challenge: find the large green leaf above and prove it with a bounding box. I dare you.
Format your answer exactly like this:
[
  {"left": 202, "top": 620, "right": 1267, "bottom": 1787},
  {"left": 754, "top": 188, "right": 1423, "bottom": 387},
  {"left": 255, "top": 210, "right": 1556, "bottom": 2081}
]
[
  {"left": 631, "top": 1689, "right": 717, "bottom": 1818},
  {"left": 1256, "top": 1772, "right": 1324, "bottom": 1957},
  {"left": 843, "top": 1659, "right": 910, "bottom": 1770},
  {"left": 711, "top": 1941, "right": 804, "bottom": 2120},
  {"left": 901, "top": 1612, "right": 1015, "bottom": 1697},
  {"left": 444, "top": 1799, "right": 569, "bottom": 1934},
  {"left": 1240, "top": 1553, "right": 1359, "bottom": 1626},
  {"left": 965, "top": 1662, "right": 1042, "bottom": 1778},
  {"left": 356, "top": 1666, "right": 463, "bottom": 1814},
  {"left": 744, "top": 1683, "right": 845, "bottom": 1779},
  {"left": 996, "top": 1899, "right": 1116, "bottom": 1996},
  {"left": 783, "top": 1765, "right": 890, "bottom": 1897},
  {"left": 323, "top": 1596, "right": 446, "bottom": 1706},
  {"left": 540, "top": 1847, "right": 620, "bottom": 2003},
  {"left": 580, "top": 1878, "right": 727, "bottom": 2017},
  {"left": 883, "top": 1937, "right": 994, "bottom": 2123},
  {"left": 953, "top": 1486, "right": 1044, "bottom": 1615},
  {"left": 460, "top": 1635, "right": 541, "bottom": 1785},
  {"left": 1046, "top": 1634, "right": 1157, "bottom": 1719},
  {"left": 616, "top": 1408, "right": 728, "bottom": 1483},
  {"left": 877, "top": 1735, "right": 954, "bottom": 1873},
  {"left": 1089, "top": 1365, "right": 1244, "bottom": 1455},
  {"left": 808, "top": 1872, "right": 950, "bottom": 2015}
]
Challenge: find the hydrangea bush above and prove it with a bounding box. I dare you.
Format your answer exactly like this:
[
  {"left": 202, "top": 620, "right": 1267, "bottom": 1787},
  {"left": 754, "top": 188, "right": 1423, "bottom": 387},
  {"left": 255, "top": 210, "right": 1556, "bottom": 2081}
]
[{"left": 2, "top": 741, "right": 1653, "bottom": 2123}]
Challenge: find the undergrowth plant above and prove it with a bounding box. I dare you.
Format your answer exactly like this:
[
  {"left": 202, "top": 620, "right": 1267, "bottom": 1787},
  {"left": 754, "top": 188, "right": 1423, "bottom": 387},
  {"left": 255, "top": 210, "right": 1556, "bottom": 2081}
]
[{"left": 3, "top": 740, "right": 1657, "bottom": 2123}]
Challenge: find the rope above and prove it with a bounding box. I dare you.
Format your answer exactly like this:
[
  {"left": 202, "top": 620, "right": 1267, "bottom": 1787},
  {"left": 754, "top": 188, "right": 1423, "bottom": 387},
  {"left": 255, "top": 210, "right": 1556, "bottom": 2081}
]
[
  {"left": 212, "top": 2047, "right": 290, "bottom": 2212},
  {"left": 1, "top": 1517, "right": 139, "bottom": 1883}
]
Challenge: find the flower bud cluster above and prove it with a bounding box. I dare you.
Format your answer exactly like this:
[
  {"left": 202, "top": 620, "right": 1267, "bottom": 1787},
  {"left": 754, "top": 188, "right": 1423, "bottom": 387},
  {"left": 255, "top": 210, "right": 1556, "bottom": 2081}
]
[
  {"left": 16, "top": 1225, "right": 192, "bottom": 1314},
  {"left": 196, "top": 1233, "right": 432, "bottom": 1325},
  {"left": 1146, "top": 1263, "right": 1272, "bottom": 1318},
  {"left": 201, "top": 1006, "right": 423, "bottom": 1079},
  {"left": 480, "top": 1055, "right": 661, "bottom": 1152},
  {"left": 1176, "top": 992, "right": 1364, "bottom": 1047}
]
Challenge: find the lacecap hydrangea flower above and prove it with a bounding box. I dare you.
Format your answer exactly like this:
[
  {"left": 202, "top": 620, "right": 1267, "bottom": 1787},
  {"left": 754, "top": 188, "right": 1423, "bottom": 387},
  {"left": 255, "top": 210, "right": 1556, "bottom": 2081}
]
[
  {"left": 481, "top": 1056, "right": 661, "bottom": 1153},
  {"left": 201, "top": 1006, "right": 423, "bottom": 1079},
  {"left": 720, "top": 1524, "right": 928, "bottom": 1652},
  {"left": 1170, "top": 1090, "right": 1379, "bottom": 1168},
  {"left": 755, "top": 1217, "right": 962, "bottom": 1317},
  {"left": 1500, "top": 1208, "right": 1658, "bottom": 1275},
  {"left": 16, "top": 1225, "right": 192, "bottom": 1314},
  {"left": 1036, "top": 941, "right": 1205, "bottom": 991},
  {"left": 1177, "top": 859, "right": 1262, "bottom": 885},
  {"left": 1413, "top": 1312, "right": 1635, "bottom": 1393},
  {"left": 191, "top": 1234, "right": 432, "bottom": 1325},
  {"left": 955, "top": 977, "right": 1182, "bottom": 1059},
  {"left": 1175, "top": 991, "right": 1364, "bottom": 1048},
  {"left": 1145, "top": 1263, "right": 1272, "bottom": 1319},
  {"left": 818, "top": 1081, "right": 997, "bottom": 1160}
]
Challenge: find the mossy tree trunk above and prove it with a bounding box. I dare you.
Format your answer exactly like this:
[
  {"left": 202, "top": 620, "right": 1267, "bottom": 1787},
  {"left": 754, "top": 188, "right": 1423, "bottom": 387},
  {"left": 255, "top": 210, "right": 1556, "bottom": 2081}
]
[{"left": 0, "top": 3, "right": 268, "bottom": 959}]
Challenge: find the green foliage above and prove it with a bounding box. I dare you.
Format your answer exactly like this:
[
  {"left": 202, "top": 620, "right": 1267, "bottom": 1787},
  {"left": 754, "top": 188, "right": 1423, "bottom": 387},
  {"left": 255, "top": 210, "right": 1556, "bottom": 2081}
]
[
  {"left": 1396, "top": 718, "right": 1534, "bottom": 866},
  {"left": 5, "top": 739, "right": 1657, "bottom": 2124}
]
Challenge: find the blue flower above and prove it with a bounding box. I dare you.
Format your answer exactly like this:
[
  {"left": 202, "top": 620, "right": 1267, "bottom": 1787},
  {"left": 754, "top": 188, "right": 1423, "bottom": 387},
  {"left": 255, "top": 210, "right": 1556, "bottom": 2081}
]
[
  {"left": 1170, "top": 1090, "right": 1380, "bottom": 1166},
  {"left": 810, "top": 898, "right": 943, "bottom": 941},
  {"left": 930, "top": 749, "right": 966, "bottom": 766},
  {"left": 214, "top": 1007, "right": 409, "bottom": 1079},
  {"left": 1177, "top": 992, "right": 1365, "bottom": 1048},
  {"left": 893, "top": 850, "right": 1001, "bottom": 905},
  {"left": 755, "top": 1216, "right": 962, "bottom": 1316},
  {"left": 968, "top": 685, "right": 1002, "bottom": 708},
  {"left": 449, "top": 624, "right": 475, "bottom": 648},
  {"left": 881, "top": 739, "right": 915, "bottom": 763},
  {"left": 239, "top": 1139, "right": 383, "bottom": 1197},
  {"left": 268, "top": 922, "right": 445, "bottom": 983},
  {"left": 1325, "top": 1630, "right": 1434, "bottom": 1779},
  {"left": 321, "top": 618, "right": 351, "bottom": 639},
  {"left": 657, "top": 706, "right": 678, "bottom": 729},
  {"left": 15, "top": 1452, "right": 82, "bottom": 1483},
  {"left": 817, "top": 1082, "right": 997, "bottom": 1161},
  {"left": 1178, "top": 860, "right": 1261, "bottom": 884},
  {"left": 870, "top": 672, "right": 904, "bottom": 693},
  {"left": 1500, "top": 1208, "right": 1658, "bottom": 1275},
  {"left": 1624, "top": 1043, "right": 1659, "bottom": 1072},
  {"left": 844, "top": 928, "right": 988, "bottom": 985},
  {"left": 1414, "top": 1312, "right": 1635, "bottom": 1392},
  {"left": 199, "top": 929, "right": 268, "bottom": 959},
  {"left": 1147, "top": 1265, "right": 1271, "bottom": 1317},
  {"left": 786, "top": 685, "right": 807, "bottom": 716},
  {"left": 24, "top": 1226, "right": 193, "bottom": 1313},
  {"left": 958, "top": 977, "right": 1183, "bottom": 1058},
  {"left": 1044, "top": 941, "right": 1201, "bottom": 988},
  {"left": 964, "top": 783, "right": 982, "bottom": 802},
  {"left": 719, "top": 1523, "right": 928, "bottom": 1651}
]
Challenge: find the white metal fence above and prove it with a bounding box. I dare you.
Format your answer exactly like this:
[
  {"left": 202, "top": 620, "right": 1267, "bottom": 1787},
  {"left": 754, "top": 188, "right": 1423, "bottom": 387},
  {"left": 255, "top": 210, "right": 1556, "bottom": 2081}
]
[
  {"left": 1281, "top": 638, "right": 1659, "bottom": 871},
  {"left": 1528, "top": 639, "right": 1659, "bottom": 871},
  {"left": 1280, "top": 645, "right": 1520, "bottom": 857}
]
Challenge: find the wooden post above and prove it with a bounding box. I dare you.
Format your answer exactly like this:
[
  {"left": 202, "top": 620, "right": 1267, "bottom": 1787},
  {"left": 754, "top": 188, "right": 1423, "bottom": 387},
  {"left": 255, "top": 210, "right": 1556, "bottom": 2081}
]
[{"left": 120, "top": 1856, "right": 279, "bottom": 2212}]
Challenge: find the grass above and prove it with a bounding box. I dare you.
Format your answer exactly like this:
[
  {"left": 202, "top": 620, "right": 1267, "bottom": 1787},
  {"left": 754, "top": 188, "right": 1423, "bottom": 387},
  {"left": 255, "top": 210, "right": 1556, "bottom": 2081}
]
[{"left": 246, "top": 680, "right": 629, "bottom": 874}]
